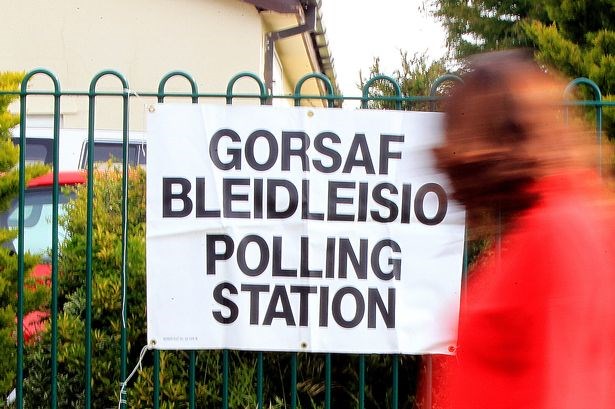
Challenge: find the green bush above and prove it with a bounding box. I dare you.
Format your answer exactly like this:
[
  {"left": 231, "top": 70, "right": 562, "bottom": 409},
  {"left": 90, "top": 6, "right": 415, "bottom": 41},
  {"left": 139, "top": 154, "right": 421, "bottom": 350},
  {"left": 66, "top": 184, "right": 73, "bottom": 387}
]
[{"left": 0, "top": 71, "right": 49, "bottom": 405}]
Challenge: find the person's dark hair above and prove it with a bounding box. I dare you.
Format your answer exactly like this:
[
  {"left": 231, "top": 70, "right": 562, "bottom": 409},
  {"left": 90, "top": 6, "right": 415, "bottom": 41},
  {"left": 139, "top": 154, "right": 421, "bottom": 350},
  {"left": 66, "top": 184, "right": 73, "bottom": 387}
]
[{"left": 435, "top": 50, "right": 594, "bottom": 227}]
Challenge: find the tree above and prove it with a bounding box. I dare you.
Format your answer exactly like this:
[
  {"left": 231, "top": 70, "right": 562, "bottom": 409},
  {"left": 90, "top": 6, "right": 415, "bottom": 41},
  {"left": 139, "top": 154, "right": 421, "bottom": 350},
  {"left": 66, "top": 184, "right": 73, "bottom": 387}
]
[
  {"left": 522, "top": 1, "right": 615, "bottom": 139},
  {"left": 427, "top": 0, "right": 615, "bottom": 138},
  {"left": 426, "top": 0, "right": 546, "bottom": 59},
  {"left": 0, "top": 72, "right": 48, "bottom": 400},
  {"left": 359, "top": 51, "right": 449, "bottom": 111}
]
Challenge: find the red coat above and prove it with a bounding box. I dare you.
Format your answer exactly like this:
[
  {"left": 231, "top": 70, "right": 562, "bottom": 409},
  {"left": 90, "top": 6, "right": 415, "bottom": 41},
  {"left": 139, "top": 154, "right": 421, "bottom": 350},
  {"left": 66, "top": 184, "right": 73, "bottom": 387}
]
[{"left": 434, "top": 171, "right": 615, "bottom": 408}]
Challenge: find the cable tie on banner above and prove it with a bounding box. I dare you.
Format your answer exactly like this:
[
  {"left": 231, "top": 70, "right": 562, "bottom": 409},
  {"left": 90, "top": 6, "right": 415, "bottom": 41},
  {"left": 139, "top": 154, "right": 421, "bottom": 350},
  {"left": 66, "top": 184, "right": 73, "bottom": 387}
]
[
  {"left": 124, "top": 87, "right": 148, "bottom": 163},
  {"left": 124, "top": 87, "right": 149, "bottom": 113},
  {"left": 117, "top": 343, "right": 151, "bottom": 409},
  {"left": 119, "top": 87, "right": 149, "bottom": 329},
  {"left": 120, "top": 87, "right": 137, "bottom": 330},
  {"left": 124, "top": 87, "right": 143, "bottom": 100}
]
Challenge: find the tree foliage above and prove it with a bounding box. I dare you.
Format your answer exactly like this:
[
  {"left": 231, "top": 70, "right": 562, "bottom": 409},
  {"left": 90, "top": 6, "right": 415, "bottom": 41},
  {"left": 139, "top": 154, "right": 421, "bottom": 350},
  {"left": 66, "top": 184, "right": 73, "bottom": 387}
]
[
  {"left": 0, "top": 72, "right": 48, "bottom": 401},
  {"left": 427, "top": 0, "right": 545, "bottom": 58},
  {"left": 359, "top": 51, "right": 449, "bottom": 111},
  {"left": 0, "top": 73, "right": 24, "bottom": 210},
  {"left": 427, "top": 0, "right": 615, "bottom": 137}
]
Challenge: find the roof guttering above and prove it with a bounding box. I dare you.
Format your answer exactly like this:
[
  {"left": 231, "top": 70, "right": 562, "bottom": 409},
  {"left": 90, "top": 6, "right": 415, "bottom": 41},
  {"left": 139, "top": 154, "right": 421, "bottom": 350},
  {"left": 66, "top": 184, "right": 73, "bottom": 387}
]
[
  {"left": 263, "top": 2, "right": 317, "bottom": 101},
  {"left": 242, "top": 0, "right": 302, "bottom": 13},
  {"left": 243, "top": 0, "right": 339, "bottom": 103}
]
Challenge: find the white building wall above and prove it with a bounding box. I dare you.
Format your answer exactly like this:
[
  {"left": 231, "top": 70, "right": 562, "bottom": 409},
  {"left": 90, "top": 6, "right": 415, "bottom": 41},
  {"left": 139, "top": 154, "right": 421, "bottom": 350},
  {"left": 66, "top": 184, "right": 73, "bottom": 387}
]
[{"left": 2, "top": 0, "right": 266, "bottom": 130}]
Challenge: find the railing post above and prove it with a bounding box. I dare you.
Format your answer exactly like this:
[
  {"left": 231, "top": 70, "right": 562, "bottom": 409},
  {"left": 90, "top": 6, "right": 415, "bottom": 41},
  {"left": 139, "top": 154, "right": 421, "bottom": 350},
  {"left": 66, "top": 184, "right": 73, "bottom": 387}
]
[
  {"left": 293, "top": 72, "right": 336, "bottom": 107},
  {"left": 87, "top": 70, "right": 130, "bottom": 409},
  {"left": 225, "top": 72, "right": 267, "bottom": 105},
  {"left": 564, "top": 77, "right": 603, "bottom": 174},
  {"left": 16, "top": 69, "right": 62, "bottom": 409},
  {"left": 361, "top": 75, "right": 402, "bottom": 109}
]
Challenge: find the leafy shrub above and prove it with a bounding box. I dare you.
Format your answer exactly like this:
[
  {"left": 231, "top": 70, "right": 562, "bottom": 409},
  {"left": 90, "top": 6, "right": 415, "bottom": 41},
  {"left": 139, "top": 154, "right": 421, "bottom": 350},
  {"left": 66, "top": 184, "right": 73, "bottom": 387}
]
[{"left": 0, "top": 71, "right": 48, "bottom": 404}]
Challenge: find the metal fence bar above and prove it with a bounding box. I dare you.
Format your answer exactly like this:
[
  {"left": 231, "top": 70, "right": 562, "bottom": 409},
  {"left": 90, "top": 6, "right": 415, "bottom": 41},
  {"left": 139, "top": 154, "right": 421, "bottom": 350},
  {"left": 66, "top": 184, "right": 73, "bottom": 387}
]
[
  {"left": 2, "top": 87, "right": 613, "bottom": 106},
  {"left": 189, "top": 352, "right": 196, "bottom": 408},
  {"left": 222, "top": 349, "right": 229, "bottom": 409},
  {"left": 49, "top": 70, "right": 62, "bottom": 409},
  {"left": 157, "top": 71, "right": 202, "bottom": 409},
  {"left": 14, "top": 68, "right": 63, "bottom": 409},
  {"left": 564, "top": 77, "right": 604, "bottom": 175},
  {"left": 325, "top": 353, "right": 332, "bottom": 409},
  {"left": 290, "top": 352, "right": 298, "bottom": 409},
  {"left": 154, "top": 350, "right": 160, "bottom": 409},
  {"left": 87, "top": 70, "right": 131, "bottom": 409},
  {"left": 226, "top": 72, "right": 267, "bottom": 105},
  {"left": 361, "top": 75, "right": 402, "bottom": 110},
  {"left": 293, "top": 73, "right": 336, "bottom": 107},
  {"left": 391, "top": 355, "right": 399, "bottom": 409},
  {"left": 257, "top": 352, "right": 264, "bottom": 409},
  {"left": 225, "top": 73, "right": 272, "bottom": 409},
  {"left": 15, "top": 72, "right": 30, "bottom": 409},
  {"left": 118, "top": 73, "right": 130, "bottom": 408},
  {"left": 158, "top": 71, "right": 200, "bottom": 103},
  {"left": 358, "top": 355, "right": 366, "bottom": 409},
  {"left": 85, "top": 75, "right": 96, "bottom": 409},
  {"left": 565, "top": 78, "right": 603, "bottom": 140}
]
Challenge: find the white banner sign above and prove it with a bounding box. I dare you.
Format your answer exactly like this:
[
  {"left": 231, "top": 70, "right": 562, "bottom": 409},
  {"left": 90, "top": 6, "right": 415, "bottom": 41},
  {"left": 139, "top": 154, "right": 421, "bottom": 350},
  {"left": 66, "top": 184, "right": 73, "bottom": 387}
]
[{"left": 146, "top": 104, "right": 465, "bottom": 354}]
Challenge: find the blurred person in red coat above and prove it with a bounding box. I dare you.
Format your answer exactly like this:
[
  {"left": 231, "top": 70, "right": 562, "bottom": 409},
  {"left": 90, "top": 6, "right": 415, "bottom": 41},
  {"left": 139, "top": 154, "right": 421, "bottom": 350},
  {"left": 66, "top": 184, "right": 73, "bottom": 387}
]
[{"left": 430, "top": 50, "right": 615, "bottom": 408}]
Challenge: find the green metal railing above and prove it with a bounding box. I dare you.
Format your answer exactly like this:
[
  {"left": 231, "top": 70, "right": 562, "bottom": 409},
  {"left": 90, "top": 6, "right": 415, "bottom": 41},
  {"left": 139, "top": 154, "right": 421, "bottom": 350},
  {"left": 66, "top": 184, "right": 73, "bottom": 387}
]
[{"left": 5, "top": 69, "right": 611, "bottom": 409}]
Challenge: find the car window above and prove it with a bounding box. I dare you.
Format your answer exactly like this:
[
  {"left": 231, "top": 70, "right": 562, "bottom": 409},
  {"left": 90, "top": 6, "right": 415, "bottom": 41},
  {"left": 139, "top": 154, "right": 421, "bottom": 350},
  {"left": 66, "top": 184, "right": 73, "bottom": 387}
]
[
  {"left": 11, "top": 137, "right": 53, "bottom": 165},
  {"left": 5, "top": 187, "right": 75, "bottom": 255},
  {"left": 80, "top": 142, "right": 146, "bottom": 168}
]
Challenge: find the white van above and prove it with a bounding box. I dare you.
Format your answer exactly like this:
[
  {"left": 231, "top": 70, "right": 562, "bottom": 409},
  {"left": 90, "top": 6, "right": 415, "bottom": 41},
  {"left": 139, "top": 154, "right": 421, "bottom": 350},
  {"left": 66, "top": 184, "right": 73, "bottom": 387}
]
[{"left": 11, "top": 127, "right": 146, "bottom": 170}]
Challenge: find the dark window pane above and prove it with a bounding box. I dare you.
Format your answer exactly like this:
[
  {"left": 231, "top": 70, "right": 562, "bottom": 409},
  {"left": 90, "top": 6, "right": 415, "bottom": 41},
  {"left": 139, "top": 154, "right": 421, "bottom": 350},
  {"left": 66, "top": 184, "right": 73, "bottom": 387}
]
[{"left": 12, "top": 137, "right": 53, "bottom": 165}]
